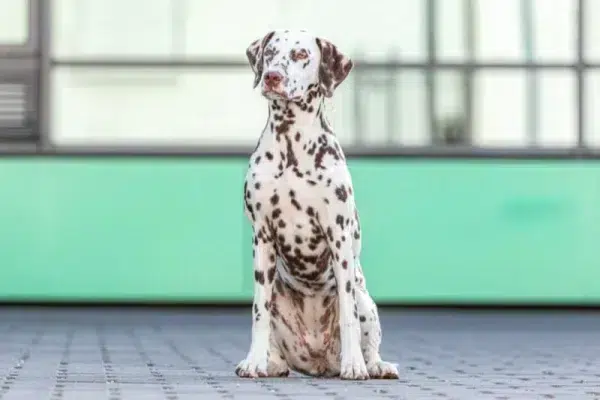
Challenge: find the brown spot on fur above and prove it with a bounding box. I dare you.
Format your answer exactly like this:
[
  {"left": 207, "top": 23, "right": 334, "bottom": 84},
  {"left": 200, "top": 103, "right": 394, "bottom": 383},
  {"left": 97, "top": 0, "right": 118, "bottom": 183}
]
[
  {"left": 335, "top": 185, "right": 348, "bottom": 202},
  {"left": 314, "top": 145, "right": 341, "bottom": 169},
  {"left": 255, "top": 271, "right": 265, "bottom": 285}
]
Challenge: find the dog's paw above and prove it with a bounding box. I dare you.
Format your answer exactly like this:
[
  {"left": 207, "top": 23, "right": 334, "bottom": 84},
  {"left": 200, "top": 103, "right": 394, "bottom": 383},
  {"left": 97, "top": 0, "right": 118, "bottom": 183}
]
[
  {"left": 235, "top": 355, "right": 269, "bottom": 378},
  {"left": 267, "top": 358, "right": 290, "bottom": 378},
  {"left": 340, "top": 352, "right": 369, "bottom": 380},
  {"left": 367, "top": 360, "right": 399, "bottom": 379}
]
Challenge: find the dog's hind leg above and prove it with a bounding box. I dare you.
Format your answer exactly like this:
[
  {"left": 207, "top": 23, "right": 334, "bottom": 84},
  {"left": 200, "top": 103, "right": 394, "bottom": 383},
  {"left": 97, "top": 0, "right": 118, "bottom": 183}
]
[{"left": 354, "top": 259, "right": 400, "bottom": 379}]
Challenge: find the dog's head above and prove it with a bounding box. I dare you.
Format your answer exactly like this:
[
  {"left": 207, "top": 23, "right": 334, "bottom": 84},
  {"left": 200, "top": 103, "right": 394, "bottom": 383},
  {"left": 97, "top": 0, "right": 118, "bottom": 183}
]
[{"left": 246, "top": 30, "right": 353, "bottom": 102}]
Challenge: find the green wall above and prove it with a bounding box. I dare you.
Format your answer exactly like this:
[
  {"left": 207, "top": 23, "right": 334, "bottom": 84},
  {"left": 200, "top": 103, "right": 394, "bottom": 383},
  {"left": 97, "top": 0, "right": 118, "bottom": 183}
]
[{"left": 1, "top": 157, "right": 599, "bottom": 305}]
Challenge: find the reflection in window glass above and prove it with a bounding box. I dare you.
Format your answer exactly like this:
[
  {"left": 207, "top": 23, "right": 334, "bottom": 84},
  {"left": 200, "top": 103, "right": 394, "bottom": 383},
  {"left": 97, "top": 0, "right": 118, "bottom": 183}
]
[
  {"left": 475, "top": 0, "right": 524, "bottom": 61},
  {"left": 584, "top": 71, "right": 600, "bottom": 147},
  {"left": 436, "top": 0, "right": 468, "bottom": 62},
  {"left": 434, "top": 70, "right": 467, "bottom": 145},
  {"left": 532, "top": 0, "right": 576, "bottom": 62},
  {"left": 473, "top": 70, "right": 527, "bottom": 146},
  {"left": 538, "top": 71, "right": 576, "bottom": 147},
  {"left": 0, "top": 0, "right": 28, "bottom": 45}
]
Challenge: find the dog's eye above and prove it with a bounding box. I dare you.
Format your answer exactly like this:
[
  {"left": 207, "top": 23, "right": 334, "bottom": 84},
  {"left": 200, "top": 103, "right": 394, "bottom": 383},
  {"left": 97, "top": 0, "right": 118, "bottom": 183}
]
[{"left": 291, "top": 49, "right": 308, "bottom": 61}]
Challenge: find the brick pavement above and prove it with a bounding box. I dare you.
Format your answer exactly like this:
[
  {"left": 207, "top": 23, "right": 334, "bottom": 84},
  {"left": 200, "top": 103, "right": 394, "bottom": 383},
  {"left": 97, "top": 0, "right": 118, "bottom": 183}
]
[{"left": 0, "top": 307, "right": 598, "bottom": 399}]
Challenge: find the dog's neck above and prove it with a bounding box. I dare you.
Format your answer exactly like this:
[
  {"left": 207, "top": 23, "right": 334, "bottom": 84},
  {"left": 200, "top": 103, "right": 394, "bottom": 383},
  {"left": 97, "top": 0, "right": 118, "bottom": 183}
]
[
  {"left": 264, "top": 96, "right": 333, "bottom": 139},
  {"left": 256, "top": 89, "right": 337, "bottom": 169}
]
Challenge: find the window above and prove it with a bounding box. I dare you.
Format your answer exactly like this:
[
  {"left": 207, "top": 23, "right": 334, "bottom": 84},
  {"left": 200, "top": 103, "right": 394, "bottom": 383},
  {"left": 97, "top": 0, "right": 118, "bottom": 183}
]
[{"left": 45, "top": 0, "right": 590, "bottom": 154}]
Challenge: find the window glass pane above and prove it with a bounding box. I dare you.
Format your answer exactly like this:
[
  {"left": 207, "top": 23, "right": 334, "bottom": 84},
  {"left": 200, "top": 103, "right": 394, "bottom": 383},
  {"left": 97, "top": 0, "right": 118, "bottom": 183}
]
[
  {"left": 436, "top": 0, "right": 468, "bottom": 62},
  {"left": 394, "top": 71, "right": 429, "bottom": 146},
  {"left": 355, "top": 77, "right": 393, "bottom": 146},
  {"left": 473, "top": 70, "right": 527, "bottom": 146},
  {"left": 584, "top": 71, "right": 600, "bottom": 147},
  {"left": 52, "top": 0, "right": 180, "bottom": 58},
  {"left": 585, "top": 0, "right": 600, "bottom": 61},
  {"left": 53, "top": 0, "right": 426, "bottom": 61},
  {"left": 434, "top": 70, "right": 467, "bottom": 145},
  {"left": 180, "top": 0, "right": 283, "bottom": 58},
  {"left": 0, "top": 0, "right": 28, "bottom": 45},
  {"left": 538, "top": 71, "right": 576, "bottom": 147},
  {"left": 387, "top": 71, "right": 429, "bottom": 146},
  {"left": 51, "top": 68, "right": 265, "bottom": 146},
  {"left": 532, "top": 0, "right": 576, "bottom": 62},
  {"left": 349, "top": 70, "right": 428, "bottom": 146},
  {"left": 474, "top": 0, "right": 525, "bottom": 61}
]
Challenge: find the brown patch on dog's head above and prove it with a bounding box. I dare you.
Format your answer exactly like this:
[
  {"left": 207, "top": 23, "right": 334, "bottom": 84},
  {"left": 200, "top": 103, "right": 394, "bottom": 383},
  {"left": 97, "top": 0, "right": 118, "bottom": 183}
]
[
  {"left": 246, "top": 31, "right": 276, "bottom": 88},
  {"left": 315, "top": 38, "right": 353, "bottom": 98}
]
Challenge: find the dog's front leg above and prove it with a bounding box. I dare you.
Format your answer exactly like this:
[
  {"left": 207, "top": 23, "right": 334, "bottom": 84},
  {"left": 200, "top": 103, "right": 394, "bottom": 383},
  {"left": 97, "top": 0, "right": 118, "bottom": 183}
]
[
  {"left": 236, "top": 227, "right": 277, "bottom": 378},
  {"left": 325, "top": 207, "right": 369, "bottom": 380}
]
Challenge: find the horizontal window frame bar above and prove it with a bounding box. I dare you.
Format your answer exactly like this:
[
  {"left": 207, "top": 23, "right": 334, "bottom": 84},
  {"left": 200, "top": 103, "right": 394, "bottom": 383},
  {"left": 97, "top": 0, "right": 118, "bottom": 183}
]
[
  {"left": 50, "top": 58, "right": 600, "bottom": 70},
  {"left": 2, "top": 144, "right": 600, "bottom": 160}
]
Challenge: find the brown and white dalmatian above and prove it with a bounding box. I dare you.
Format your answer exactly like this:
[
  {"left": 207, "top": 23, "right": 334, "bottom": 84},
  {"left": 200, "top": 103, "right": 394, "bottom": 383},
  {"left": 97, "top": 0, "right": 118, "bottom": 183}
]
[{"left": 236, "top": 30, "right": 399, "bottom": 381}]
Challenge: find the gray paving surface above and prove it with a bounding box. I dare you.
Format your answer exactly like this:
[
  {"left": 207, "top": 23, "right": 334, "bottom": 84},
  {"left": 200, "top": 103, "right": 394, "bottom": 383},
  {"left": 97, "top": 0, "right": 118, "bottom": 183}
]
[{"left": 0, "top": 307, "right": 598, "bottom": 399}]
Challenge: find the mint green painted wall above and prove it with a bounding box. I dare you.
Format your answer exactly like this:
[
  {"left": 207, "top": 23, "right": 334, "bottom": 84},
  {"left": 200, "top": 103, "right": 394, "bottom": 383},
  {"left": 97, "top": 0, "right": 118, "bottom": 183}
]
[{"left": 1, "top": 157, "right": 598, "bottom": 304}]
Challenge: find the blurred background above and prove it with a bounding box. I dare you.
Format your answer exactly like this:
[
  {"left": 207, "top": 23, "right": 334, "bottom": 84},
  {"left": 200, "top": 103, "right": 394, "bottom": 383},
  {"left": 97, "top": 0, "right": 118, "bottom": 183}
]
[{"left": 0, "top": 0, "right": 598, "bottom": 306}]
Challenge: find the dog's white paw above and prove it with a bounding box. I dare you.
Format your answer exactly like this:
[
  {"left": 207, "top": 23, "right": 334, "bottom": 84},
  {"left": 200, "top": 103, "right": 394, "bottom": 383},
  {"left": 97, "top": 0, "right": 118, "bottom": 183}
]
[
  {"left": 340, "top": 351, "right": 369, "bottom": 380},
  {"left": 235, "top": 354, "right": 269, "bottom": 378},
  {"left": 368, "top": 360, "right": 400, "bottom": 379}
]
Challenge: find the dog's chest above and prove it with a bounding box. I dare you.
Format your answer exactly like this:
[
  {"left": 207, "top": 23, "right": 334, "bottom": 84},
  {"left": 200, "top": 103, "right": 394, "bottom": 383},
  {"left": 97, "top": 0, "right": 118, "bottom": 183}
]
[
  {"left": 247, "top": 167, "right": 326, "bottom": 241},
  {"left": 245, "top": 147, "right": 331, "bottom": 224},
  {"left": 245, "top": 156, "right": 339, "bottom": 282}
]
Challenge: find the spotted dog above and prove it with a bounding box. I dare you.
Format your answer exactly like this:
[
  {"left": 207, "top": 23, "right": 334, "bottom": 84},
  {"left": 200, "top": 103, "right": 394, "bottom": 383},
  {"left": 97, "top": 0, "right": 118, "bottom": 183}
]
[{"left": 236, "top": 30, "right": 399, "bottom": 381}]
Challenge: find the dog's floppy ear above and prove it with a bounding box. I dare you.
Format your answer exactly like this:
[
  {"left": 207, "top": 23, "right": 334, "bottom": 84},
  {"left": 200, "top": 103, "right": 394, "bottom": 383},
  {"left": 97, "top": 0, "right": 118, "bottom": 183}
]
[
  {"left": 246, "top": 31, "right": 276, "bottom": 89},
  {"left": 315, "top": 38, "right": 353, "bottom": 98}
]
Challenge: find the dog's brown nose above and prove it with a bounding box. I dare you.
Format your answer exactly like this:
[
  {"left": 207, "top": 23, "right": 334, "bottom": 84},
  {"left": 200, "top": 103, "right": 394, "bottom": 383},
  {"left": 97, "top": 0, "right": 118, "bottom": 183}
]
[{"left": 264, "top": 71, "right": 283, "bottom": 88}]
